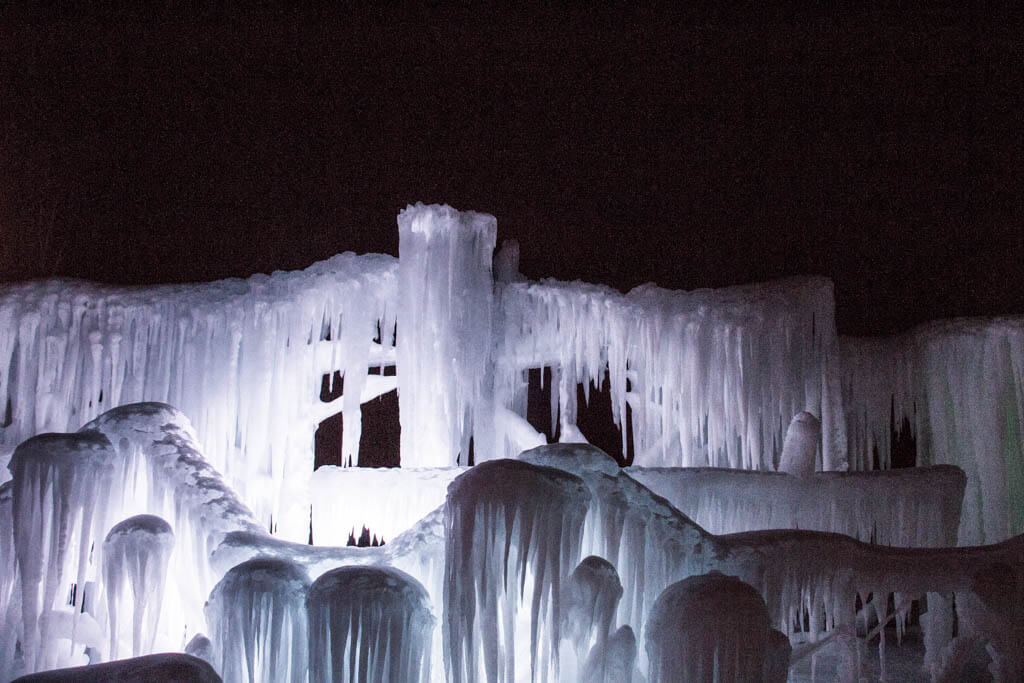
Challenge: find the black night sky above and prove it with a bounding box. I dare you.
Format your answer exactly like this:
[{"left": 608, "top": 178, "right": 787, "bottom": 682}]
[{"left": 1, "top": 6, "right": 1021, "bottom": 337}]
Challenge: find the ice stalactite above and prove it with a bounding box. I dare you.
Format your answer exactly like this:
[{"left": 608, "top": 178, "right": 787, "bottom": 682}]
[
  {"left": 205, "top": 557, "right": 310, "bottom": 683},
  {"left": 497, "top": 276, "right": 840, "bottom": 470},
  {"left": 0, "top": 481, "right": 18, "bottom": 674},
  {"left": 102, "top": 514, "right": 174, "bottom": 660},
  {"left": 0, "top": 253, "right": 397, "bottom": 540},
  {"left": 444, "top": 460, "right": 590, "bottom": 683},
  {"left": 307, "top": 565, "right": 434, "bottom": 683},
  {"left": 9, "top": 431, "right": 118, "bottom": 673},
  {"left": 645, "top": 572, "right": 790, "bottom": 683},
  {"left": 397, "top": 203, "right": 497, "bottom": 468},
  {"left": 842, "top": 317, "right": 1024, "bottom": 545}
]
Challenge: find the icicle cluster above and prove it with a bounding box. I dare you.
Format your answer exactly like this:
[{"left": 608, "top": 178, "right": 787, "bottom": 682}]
[
  {"left": 444, "top": 460, "right": 590, "bottom": 683},
  {"left": 842, "top": 317, "right": 1024, "bottom": 544},
  {"left": 102, "top": 514, "right": 174, "bottom": 660},
  {"left": 205, "top": 557, "right": 310, "bottom": 683},
  {"left": 9, "top": 431, "right": 118, "bottom": 673},
  {"left": 307, "top": 565, "right": 434, "bottom": 683},
  {"left": 497, "top": 276, "right": 840, "bottom": 469},
  {"left": 396, "top": 203, "right": 497, "bottom": 468},
  {"left": 0, "top": 253, "right": 397, "bottom": 539}
]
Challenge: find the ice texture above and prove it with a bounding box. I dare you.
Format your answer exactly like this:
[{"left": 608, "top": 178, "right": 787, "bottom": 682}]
[
  {"left": 397, "top": 203, "right": 497, "bottom": 468},
  {"left": 307, "top": 565, "right": 434, "bottom": 683},
  {"left": 645, "top": 572, "right": 788, "bottom": 683},
  {"left": 628, "top": 464, "right": 965, "bottom": 547},
  {"left": 205, "top": 557, "right": 310, "bottom": 683},
  {"left": 495, "top": 276, "right": 840, "bottom": 470},
  {"left": 102, "top": 514, "right": 174, "bottom": 660},
  {"left": 777, "top": 411, "right": 820, "bottom": 476},
  {"left": 841, "top": 318, "right": 1024, "bottom": 544},
  {"left": 444, "top": 460, "right": 590, "bottom": 683},
  {"left": 9, "top": 431, "right": 118, "bottom": 672},
  {"left": 0, "top": 253, "right": 398, "bottom": 540}
]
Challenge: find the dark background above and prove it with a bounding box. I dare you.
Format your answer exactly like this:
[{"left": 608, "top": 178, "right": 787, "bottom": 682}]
[{"left": 1, "top": 5, "right": 1021, "bottom": 338}]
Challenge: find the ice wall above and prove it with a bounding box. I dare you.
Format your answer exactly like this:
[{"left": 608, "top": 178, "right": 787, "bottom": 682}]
[
  {"left": 842, "top": 317, "right": 1024, "bottom": 544},
  {"left": 397, "top": 203, "right": 497, "bottom": 468},
  {"left": 628, "top": 464, "right": 964, "bottom": 547},
  {"left": 0, "top": 253, "right": 397, "bottom": 539},
  {"left": 496, "top": 276, "right": 842, "bottom": 470}
]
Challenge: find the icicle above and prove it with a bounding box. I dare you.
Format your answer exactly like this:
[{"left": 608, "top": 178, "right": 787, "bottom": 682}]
[
  {"left": 444, "top": 460, "right": 590, "bottom": 683},
  {"left": 307, "top": 565, "right": 434, "bottom": 683},
  {"left": 205, "top": 557, "right": 310, "bottom": 683},
  {"left": 102, "top": 514, "right": 174, "bottom": 660}
]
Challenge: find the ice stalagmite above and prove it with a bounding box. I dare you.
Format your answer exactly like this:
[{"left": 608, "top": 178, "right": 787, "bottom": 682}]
[
  {"left": 205, "top": 557, "right": 310, "bottom": 683},
  {"left": 777, "top": 411, "right": 820, "bottom": 477},
  {"left": 307, "top": 565, "right": 434, "bottom": 683},
  {"left": 102, "top": 514, "right": 174, "bottom": 660},
  {"left": 10, "top": 431, "right": 118, "bottom": 673},
  {"left": 645, "top": 572, "right": 790, "bottom": 683},
  {"left": 561, "top": 556, "right": 623, "bottom": 682},
  {"left": 444, "top": 459, "right": 590, "bottom": 683}
]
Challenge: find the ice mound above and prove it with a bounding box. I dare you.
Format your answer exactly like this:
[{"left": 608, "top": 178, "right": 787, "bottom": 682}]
[
  {"left": 645, "top": 572, "right": 789, "bottom": 683},
  {"left": 516, "top": 442, "right": 621, "bottom": 476},
  {"left": 444, "top": 460, "right": 590, "bottom": 682},
  {"left": 205, "top": 557, "right": 310, "bottom": 683},
  {"left": 102, "top": 514, "right": 174, "bottom": 660},
  {"left": 307, "top": 565, "right": 434, "bottom": 683}
]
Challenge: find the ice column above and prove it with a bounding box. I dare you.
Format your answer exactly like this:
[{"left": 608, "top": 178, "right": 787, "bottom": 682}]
[
  {"left": 444, "top": 460, "right": 590, "bottom": 683},
  {"left": 205, "top": 557, "right": 311, "bottom": 683},
  {"left": 645, "top": 572, "right": 790, "bottom": 683},
  {"left": 307, "top": 565, "right": 434, "bottom": 683},
  {"left": 10, "top": 431, "right": 118, "bottom": 673},
  {"left": 102, "top": 514, "right": 175, "bottom": 660},
  {"left": 397, "top": 203, "right": 497, "bottom": 467}
]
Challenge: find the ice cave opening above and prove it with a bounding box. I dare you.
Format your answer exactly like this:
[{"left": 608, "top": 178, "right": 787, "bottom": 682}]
[{"left": 1, "top": 203, "right": 1022, "bottom": 682}]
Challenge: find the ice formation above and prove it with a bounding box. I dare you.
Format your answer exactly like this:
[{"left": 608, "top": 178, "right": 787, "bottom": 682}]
[
  {"left": 205, "top": 557, "right": 310, "bottom": 683},
  {"left": 444, "top": 460, "right": 589, "bottom": 682},
  {"left": 102, "top": 514, "right": 174, "bottom": 660},
  {"left": 0, "top": 203, "right": 1022, "bottom": 681},
  {"left": 645, "top": 572, "right": 789, "bottom": 682},
  {"left": 307, "top": 566, "right": 434, "bottom": 683}
]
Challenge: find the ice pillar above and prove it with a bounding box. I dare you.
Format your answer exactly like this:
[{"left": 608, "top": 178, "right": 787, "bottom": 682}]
[{"left": 397, "top": 203, "right": 497, "bottom": 467}]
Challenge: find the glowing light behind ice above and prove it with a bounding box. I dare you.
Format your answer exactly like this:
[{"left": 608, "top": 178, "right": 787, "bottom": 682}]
[
  {"left": 0, "top": 253, "right": 397, "bottom": 539},
  {"left": 496, "top": 276, "right": 842, "bottom": 470},
  {"left": 102, "top": 514, "right": 174, "bottom": 660}
]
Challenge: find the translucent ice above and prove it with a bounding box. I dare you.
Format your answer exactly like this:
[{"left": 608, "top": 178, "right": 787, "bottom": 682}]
[
  {"left": 102, "top": 514, "right": 174, "bottom": 660},
  {"left": 205, "top": 557, "right": 310, "bottom": 683},
  {"left": 307, "top": 565, "right": 434, "bottom": 683}
]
